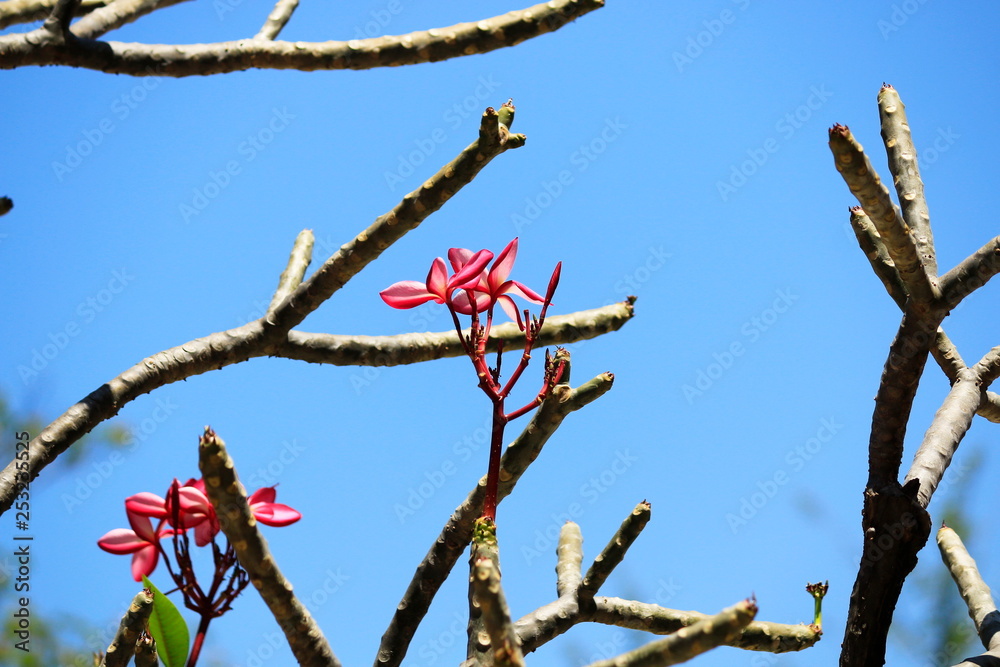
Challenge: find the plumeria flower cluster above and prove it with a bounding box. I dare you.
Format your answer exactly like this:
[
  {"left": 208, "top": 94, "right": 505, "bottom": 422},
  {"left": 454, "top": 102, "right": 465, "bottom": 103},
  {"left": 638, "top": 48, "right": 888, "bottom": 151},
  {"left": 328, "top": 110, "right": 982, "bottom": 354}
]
[
  {"left": 98, "top": 477, "right": 301, "bottom": 582},
  {"left": 381, "top": 238, "right": 565, "bottom": 520}
]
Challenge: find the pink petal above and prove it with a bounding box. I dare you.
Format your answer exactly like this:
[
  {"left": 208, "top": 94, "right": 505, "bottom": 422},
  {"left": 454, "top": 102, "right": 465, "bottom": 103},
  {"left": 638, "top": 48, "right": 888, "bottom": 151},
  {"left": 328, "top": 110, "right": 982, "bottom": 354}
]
[
  {"left": 126, "top": 512, "right": 157, "bottom": 543},
  {"left": 248, "top": 487, "right": 276, "bottom": 505},
  {"left": 451, "top": 290, "right": 491, "bottom": 315},
  {"left": 489, "top": 238, "right": 519, "bottom": 290},
  {"left": 252, "top": 503, "right": 302, "bottom": 527},
  {"left": 447, "top": 247, "right": 475, "bottom": 273},
  {"left": 504, "top": 280, "right": 545, "bottom": 304},
  {"left": 380, "top": 281, "right": 437, "bottom": 309},
  {"left": 125, "top": 492, "right": 167, "bottom": 519},
  {"left": 130, "top": 544, "right": 159, "bottom": 582},
  {"left": 425, "top": 258, "right": 450, "bottom": 301},
  {"left": 98, "top": 528, "right": 146, "bottom": 555},
  {"left": 193, "top": 517, "right": 219, "bottom": 547},
  {"left": 451, "top": 249, "right": 493, "bottom": 289},
  {"left": 497, "top": 295, "right": 523, "bottom": 324}
]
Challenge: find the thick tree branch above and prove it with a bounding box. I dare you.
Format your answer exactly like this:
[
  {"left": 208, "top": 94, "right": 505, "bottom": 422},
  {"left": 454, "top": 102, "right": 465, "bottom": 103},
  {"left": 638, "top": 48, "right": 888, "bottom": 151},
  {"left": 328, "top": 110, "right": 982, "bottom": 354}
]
[
  {"left": 277, "top": 301, "right": 635, "bottom": 367},
  {"left": 0, "top": 0, "right": 605, "bottom": 75},
  {"left": 878, "top": 84, "right": 937, "bottom": 277},
  {"left": 468, "top": 520, "right": 525, "bottom": 667},
  {"left": 100, "top": 589, "right": 153, "bottom": 667},
  {"left": 582, "top": 599, "right": 757, "bottom": 667},
  {"left": 254, "top": 0, "right": 298, "bottom": 41},
  {"left": 829, "top": 124, "right": 938, "bottom": 303},
  {"left": 375, "top": 368, "right": 614, "bottom": 667},
  {"left": 199, "top": 428, "right": 340, "bottom": 667}
]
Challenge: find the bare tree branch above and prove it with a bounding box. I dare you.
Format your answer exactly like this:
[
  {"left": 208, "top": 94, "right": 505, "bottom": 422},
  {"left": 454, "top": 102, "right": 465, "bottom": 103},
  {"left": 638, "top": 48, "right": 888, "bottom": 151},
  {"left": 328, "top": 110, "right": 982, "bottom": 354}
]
[
  {"left": 829, "top": 123, "right": 938, "bottom": 304},
  {"left": 267, "top": 228, "right": 314, "bottom": 318},
  {"left": 41, "top": 0, "right": 77, "bottom": 38},
  {"left": 878, "top": 84, "right": 937, "bottom": 277},
  {"left": 578, "top": 501, "right": 650, "bottom": 603},
  {"left": 940, "top": 235, "right": 1000, "bottom": 312},
  {"left": 590, "top": 597, "right": 819, "bottom": 653},
  {"left": 0, "top": 0, "right": 605, "bottom": 76},
  {"left": 582, "top": 598, "right": 757, "bottom": 667},
  {"left": 199, "top": 428, "right": 340, "bottom": 667},
  {"left": 555, "top": 522, "right": 583, "bottom": 598},
  {"left": 100, "top": 589, "right": 154, "bottom": 667},
  {"left": 468, "top": 520, "right": 525, "bottom": 667},
  {"left": 69, "top": 0, "right": 189, "bottom": 41},
  {"left": 937, "top": 525, "right": 1000, "bottom": 652},
  {"left": 254, "top": 0, "right": 298, "bottom": 41},
  {"left": 849, "top": 209, "right": 1000, "bottom": 423},
  {"left": 278, "top": 301, "right": 635, "bottom": 367},
  {"left": 904, "top": 368, "right": 985, "bottom": 507},
  {"left": 375, "top": 368, "right": 614, "bottom": 667},
  {"left": 0, "top": 0, "right": 107, "bottom": 30}
]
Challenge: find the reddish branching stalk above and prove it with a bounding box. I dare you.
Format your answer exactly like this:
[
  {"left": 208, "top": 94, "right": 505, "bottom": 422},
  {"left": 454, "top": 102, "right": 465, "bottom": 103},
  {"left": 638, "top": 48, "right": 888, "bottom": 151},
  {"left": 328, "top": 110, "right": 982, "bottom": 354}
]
[
  {"left": 159, "top": 482, "right": 250, "bottom": 667},
  {"left": 382, "top": 241, "right": 563, "bottom": 521}
]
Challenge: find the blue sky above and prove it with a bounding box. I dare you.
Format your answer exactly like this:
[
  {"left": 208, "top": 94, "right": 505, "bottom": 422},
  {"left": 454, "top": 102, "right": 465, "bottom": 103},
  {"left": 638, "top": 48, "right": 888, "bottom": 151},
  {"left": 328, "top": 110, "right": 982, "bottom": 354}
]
[{"left": 3, "top": 1, "right": 999, "bottom": 666}]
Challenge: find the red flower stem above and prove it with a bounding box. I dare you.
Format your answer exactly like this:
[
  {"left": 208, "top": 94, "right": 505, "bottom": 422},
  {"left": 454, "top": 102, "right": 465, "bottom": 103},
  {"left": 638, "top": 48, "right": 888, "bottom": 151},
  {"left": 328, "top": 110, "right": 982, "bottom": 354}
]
[
  {"left": 186, "top": 614, "right": 212, "bottom": 667},
  {"left": 481, "top": 400, "right": 507, "bottom": 521}
]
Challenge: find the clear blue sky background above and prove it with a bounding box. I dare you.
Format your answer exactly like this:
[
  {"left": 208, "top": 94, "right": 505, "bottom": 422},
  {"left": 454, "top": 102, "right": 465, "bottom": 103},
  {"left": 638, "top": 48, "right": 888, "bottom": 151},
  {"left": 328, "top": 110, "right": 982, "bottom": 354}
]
[{"left": 3, "top": 2, "right": 999, "bottom": 666}]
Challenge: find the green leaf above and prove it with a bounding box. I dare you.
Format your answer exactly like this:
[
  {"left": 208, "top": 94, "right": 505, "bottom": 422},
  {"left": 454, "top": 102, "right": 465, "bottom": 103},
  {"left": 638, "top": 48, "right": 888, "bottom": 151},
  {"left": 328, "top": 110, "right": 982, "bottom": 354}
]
[{"left": 141, "top": 576, "right": 189, "bottom": 667}]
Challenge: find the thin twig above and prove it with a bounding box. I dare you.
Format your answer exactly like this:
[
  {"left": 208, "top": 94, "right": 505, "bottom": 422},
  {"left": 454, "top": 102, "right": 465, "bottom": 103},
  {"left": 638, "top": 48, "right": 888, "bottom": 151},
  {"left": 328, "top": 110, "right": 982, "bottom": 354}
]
[
  {"left": 69, "top": 0, "right": 189, "bottom": 40},
  {"left": 255, "top": 0, "right": 298, "bottom": 40},
  {"left": 267, "top": 229, "right": 314, "bottom": 319},
  {"left": 582, "top": 598, "right": 758, "bottom": 667},
  {"left": 578, "top": 501, "right": 651, "bottom": 602},
  {"left": 937, "top": 525, "right": 1000, "bottom": 652},
  {"left": 555, "top": 522, "right": 583, "bottom": 598}
]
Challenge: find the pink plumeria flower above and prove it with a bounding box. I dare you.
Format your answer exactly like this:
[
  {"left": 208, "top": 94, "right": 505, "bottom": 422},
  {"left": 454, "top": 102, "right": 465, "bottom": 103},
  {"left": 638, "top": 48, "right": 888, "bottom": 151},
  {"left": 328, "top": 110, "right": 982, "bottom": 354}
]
[
  {"left": 98, "top": 511, "right": 177, "bottom": 582},
  {"left": 164, "top": 478, "right": 220, "bottom": 546},
  {"left": 451, "top": 238, "right": 545, "bottom": 324},
  {"left": 248, "top": 486, "right": 302, "bottom": 527},
  {"left": 380, "top": 249, "right": 493, "bottom": 309}
]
